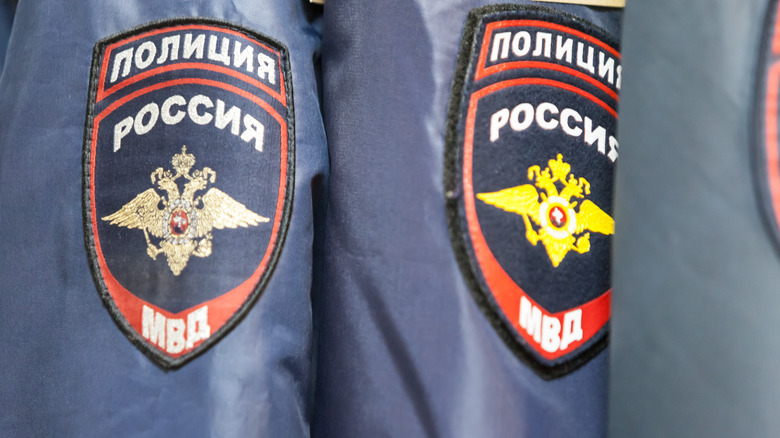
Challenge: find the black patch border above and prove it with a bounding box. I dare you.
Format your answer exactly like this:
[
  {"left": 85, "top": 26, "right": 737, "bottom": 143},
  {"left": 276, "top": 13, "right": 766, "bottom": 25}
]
[
  {"left": 753, "top": 0, "right": 780, "bottom": 256},
  {"left": 444, "top": 4, "right": 616, "bottom": 380},
  {"left": 81, "top": 18, "right": 295, "bottom": 369}
]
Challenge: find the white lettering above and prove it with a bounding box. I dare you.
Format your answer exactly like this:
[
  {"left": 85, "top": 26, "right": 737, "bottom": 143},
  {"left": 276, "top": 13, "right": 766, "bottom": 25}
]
[
  {"left": 490, "top": 108, "right": 510, "bottom": 142},
  {"left": 161, "top": 95, "right": 186, "bottom": 125},
  {"left": 608, "top": 135, "right": 619, "bottom": 162},
  {"left": 519, "top": 298, "right": 583, "bottom": 353},
  {"left": 142, "top": 305, "right": 166, "bottom": 349},
  {"left": 256, "top": 53, "right": 276, "bottom": 85},
  {"left": 532, "top": 32, "right": 552, "bottom": 58},
  {"left": 185, "top": 306, "right": 211, "bottom": 349},
  {"left": 584, "top": 116, "right": 607, "bottom": 154},
  {"left": 576, "top": 42, "right": 595, "bottom": 75},
  {"left": 141, "top": 305, "right": 212, "bottom": 353},
  {"left": 519, "top": 296, "right": 542, "bottom": 343},
  {"left": 560, "top": 309, "right": 583, "bottom": 350},
  {"left": 509, "top": 103, "right": 534, "bottom": 132},
  {"left": 241, "top": 114, "right": 265, "bottom": 152},
  {"left": 188, "top": 94, "right": 214, "bottom": 125},
  {"left": 490, "top": 31, "right": 512, "bottom": 61},
  {"left": 488, "top": 103, "right": 615, "bottom": 163},
  {"left": 560, "top": 108, "right": 583, "bottom": 137},
  {"left": 555, "top": 36, "right": 573, "bottom": 64},
  {"left": 156, "top": 35, "right": 181, "bottom": 64},
  {"left": 166, "top": 318, "right": 186, "bottom": 354},
  {"left": 208, "top": 35, "right": 231, "bottom": 66},
  {"left": 183, "top": 33, "right": 205, "bottom": 59},
  {"left": 110, "top": 48, "right": 133, "bottom": 83},
  {"left": 118, "top": 94, "right": 265, "bottom": 152},
  {"left": 233, "top": 41, "right": 255, "bottom": 73},
  {"left": 511, "top": 31, "right": 531, "bottom": 57},
  {"left": 215, "top": 99, "right": 242, "bottom": 135},
  {"left": 536, "top": 102, "right": 559, "bottom": 130},
  {"left": 113, "top": 116, "right": 133, "bottom": 152},
  {"left": 540, "top": 315, "right": 562, "bottom": 353},
  {"left": 133, "top": 102, "right": 160, "bottom": 136},
  {"left": 134, "top": 41, "right": 157, "bottom": 70},
  {"left": 598, "top": 52, "right": 615, "bottom": 85}
]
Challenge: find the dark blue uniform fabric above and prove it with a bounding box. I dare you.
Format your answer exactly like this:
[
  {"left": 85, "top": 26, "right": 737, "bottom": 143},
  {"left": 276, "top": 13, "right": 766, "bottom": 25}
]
[
  {"left": 0, "top": 1, "right": 14, "bottom": 73},
  {"left": 0, "top": 1, "right": 324, "bottom": 436},
  {"left": 313, "top": 1, "right": 620, "bottom": 437},
  {"left": 1, "top": 1, "right": 620, "bottom": 436}
]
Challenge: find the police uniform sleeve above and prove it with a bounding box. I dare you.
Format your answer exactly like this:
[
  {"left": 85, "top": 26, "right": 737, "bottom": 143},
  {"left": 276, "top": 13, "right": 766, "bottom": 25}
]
[
  {"left": 0, "top": 0, "right": 14, "bottom": 74},
  {"left": 313, "top": 1, "right": 621, "bottom": 436},
  {"left": 0, "top": 1, "right": 325, "bottom": 436}
]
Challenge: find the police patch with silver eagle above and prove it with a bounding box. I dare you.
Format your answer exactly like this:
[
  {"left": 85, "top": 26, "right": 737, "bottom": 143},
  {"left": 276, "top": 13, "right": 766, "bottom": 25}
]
[
  {"left": 82, "top": 19, "right": 294, "bottom": 368},
  {"left": 445, "top": 5, "right": 619, "bottom": 378}
]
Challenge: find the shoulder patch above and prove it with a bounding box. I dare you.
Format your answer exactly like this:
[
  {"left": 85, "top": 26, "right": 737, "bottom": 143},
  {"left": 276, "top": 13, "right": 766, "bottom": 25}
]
[
  {"left": 82, "top": 18, "right": 294, "bottom": 368},
  {"left": 755, "top": 0, "right": 780, "bottom": 254},
  {"left": 445, "top": 5, "right": 619, "bottom": 379}
]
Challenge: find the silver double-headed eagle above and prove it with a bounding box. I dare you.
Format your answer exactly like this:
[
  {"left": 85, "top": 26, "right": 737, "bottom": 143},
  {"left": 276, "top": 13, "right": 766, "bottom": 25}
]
[{"left": 102, "top": 146, "right": 268, "bottom": 275}]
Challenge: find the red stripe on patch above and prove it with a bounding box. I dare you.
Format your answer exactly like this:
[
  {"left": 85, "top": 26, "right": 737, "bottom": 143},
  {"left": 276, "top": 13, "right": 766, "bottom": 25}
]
[
  {"left": 476, "top": 19, "right": 620, "bottom": 82},
  {"left": 97, "top": 24, "right": 283, "bottom": 105},
  {"left": 90, "top": 79, "right": 288, "bottom": 357},
  {"left": 462, "top": 78, "right": 612, "bottom": 361}
]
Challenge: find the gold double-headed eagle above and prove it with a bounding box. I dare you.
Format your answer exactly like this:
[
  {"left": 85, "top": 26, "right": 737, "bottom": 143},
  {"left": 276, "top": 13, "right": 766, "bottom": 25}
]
[
  {"left": 478, "top": 154, "right": 613, "bottom": 267},
  {"left": 102, "top": 146, "right": 268, "bottom": 275}
]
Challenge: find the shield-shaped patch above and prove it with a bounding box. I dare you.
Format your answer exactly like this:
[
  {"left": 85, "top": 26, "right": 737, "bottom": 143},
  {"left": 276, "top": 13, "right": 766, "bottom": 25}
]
[
  {"left": 755, "top": 0, "right": 780, "bottom": 252},
  {"left": 445, "top": 5, "right": 619, "bottom": 378},
  {"left": 82, "top": 19, "right": 294, "bottom": 368}
]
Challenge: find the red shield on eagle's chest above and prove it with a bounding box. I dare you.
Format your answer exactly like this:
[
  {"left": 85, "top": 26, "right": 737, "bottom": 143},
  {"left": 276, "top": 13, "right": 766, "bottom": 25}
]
[
  {"left": 446, "top": 6, "right": 619, "bottom": 378},
  {"left": 82, "top": 19, "right": 294, "bottom": 368}
]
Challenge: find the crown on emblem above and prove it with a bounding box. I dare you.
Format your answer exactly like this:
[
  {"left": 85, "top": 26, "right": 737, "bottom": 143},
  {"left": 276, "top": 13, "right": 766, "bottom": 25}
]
[
  {"left": 172, "top": 145, "right": 196, "bottom": 175},
  {"left": 545, "top": 154, "right": 572, "bottom": 183},
  {"left": 477, "top": 154, "right": 614, "bottom": 267},
  {"left": 103, "top": 145, "right": 270, "bottom": 276}
]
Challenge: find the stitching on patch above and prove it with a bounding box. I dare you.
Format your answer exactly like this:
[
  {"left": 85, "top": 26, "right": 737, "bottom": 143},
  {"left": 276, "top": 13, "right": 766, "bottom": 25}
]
[
  {"left": 444, "top": 4, "right": 617, "bottom": 379},
  {"left": 81, "top": 17, "right": 295, "bottom": 369}
]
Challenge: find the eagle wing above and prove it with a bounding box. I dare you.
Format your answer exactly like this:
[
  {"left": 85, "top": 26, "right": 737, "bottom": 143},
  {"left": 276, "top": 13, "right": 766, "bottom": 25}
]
[
  {"left": 195, "top": 188, "right": 269, "bottom": 237},
  {"left": 476, "top": 184, "right": 541, "bottom": 224},
  {"left": 575, "top": 199, "right": 614, "bottom": 235},
  {"left": 101, "top": 188, "right": 165, "bottom": 238}
]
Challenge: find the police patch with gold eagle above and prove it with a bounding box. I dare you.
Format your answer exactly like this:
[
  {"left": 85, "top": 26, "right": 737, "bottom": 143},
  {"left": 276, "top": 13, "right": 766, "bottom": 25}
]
[
  {"left": 445, "top": 5, "right": 618, "bottom": 378},
  {"left": 82, "top": 19, "right": 294, "bottom": 368}
]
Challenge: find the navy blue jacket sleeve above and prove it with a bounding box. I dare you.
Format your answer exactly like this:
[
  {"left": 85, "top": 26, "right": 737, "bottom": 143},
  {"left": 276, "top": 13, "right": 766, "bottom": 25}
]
[
  {"left": 314, "top": 1, "right": 621, "bottom": 437},
  {"left": 0, "top": 2, "right": 325, "bottom": 436}
]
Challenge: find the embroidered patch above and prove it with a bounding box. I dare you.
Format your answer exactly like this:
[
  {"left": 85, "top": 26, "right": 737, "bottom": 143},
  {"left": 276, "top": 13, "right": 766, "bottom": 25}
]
[
  {"left": 445, "top": 5, "right": 619, "bottom": 379},
  {"left": 82, "top": 19, "right": 294, "bottom": 368},
  {"left": 755, "top": 0, "right": 780, "bottom": 253}
]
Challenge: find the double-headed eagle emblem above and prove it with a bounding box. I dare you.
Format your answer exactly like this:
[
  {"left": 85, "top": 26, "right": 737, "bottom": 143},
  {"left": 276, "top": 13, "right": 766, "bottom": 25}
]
[
  {"left": 103, "top": 146, "right": 268, "bottom": 275},
  {"left": 477, "top": 154, "right": 613, "bottom": 267}
]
